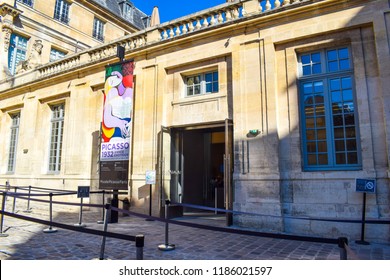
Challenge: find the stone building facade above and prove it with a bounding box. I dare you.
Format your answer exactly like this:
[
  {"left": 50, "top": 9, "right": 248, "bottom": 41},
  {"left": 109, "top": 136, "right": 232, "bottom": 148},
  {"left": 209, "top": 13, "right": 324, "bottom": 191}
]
[{"left": 0, "top": 0, "right": 389, "bottom": 243}]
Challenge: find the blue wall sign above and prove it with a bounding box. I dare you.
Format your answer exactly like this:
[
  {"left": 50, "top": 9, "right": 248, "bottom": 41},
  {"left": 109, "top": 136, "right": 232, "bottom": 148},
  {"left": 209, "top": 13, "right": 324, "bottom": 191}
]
[{"left": 356, "top": 179, "right": 376, "bottom": 193}]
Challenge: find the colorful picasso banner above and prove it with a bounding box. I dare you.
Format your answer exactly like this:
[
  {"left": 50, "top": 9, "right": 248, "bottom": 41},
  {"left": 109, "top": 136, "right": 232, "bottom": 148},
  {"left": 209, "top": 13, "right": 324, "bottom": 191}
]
[{"left": 100, "top": 60, "right": 134, "bottom": 162}]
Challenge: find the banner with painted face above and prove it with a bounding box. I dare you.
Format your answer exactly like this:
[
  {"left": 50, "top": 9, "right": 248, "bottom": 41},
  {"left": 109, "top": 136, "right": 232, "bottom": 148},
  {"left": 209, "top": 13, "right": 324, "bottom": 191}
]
[{"left": 101, "top": 61, "right": 134, "bottom": 161}]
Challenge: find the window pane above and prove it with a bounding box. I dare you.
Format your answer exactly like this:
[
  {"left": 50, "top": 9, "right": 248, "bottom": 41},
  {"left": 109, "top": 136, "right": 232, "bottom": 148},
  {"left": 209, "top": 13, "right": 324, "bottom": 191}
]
[
  {"left": 336, "top": 153, "right": 346, "bottom": 164},
  {"left": 338, "top": 48, "right": 349, "bottom": 59},
  {"left": 301, "top": 54, "right": 310, "bottom": 64},
  {"left": 316, "top": 116, "right": 326, "bottom": 128},
  {"left": 318, "top": 154, "right": 328, "bottom": 165},
  {"left": 333, "top": 115, "right": 343, "bottom": 126},
  {"left": 330, "top": 79, "right": 340, "bottom": 91},
  {"left": 327, "top": 50, "right": 337, "bottom": 61},
  {"left": 341, "top": 77, "right": 351, "bottom": 88},
  {"left": 313, "top": 81, "right": 323, "bottom": 93},
  {"left": 342, "top": 89, "right": 353, "bottom": 102},
  {"left": 307, "top": 142, "right": 316, "bottom": 153},
  {"left": 303, "top": 83, "right": 313, "bottom": 94},
  {"left": 334, "top": 128, "right": 344, "bottom": 139},
  {"left": 328, "top": 61, "right": 338, "bottom": 72},
  {"left": 194, "top": 85, "right": 201, "bottom": 95},
  {"left": 332, "top": 91, "right": 342, "bottom": 102},
  {"left": 205, "top": 73, "right": 212, "bottom": 82},
  {"left": 312, "top": 64, "right": 322, "bottom": 74},
  {"left": 303, "top": 65, "right": 311, "bottom": 76},
  {"left": 306, "top": 118, "right": 315, "bottom": 128},
  {"left": 206, "top": 83, "right": 212, "bottom": 93},
  {"left": 212, "top": 82, "right": 218, "bottom": 92},
  {"left": 335, "top": 140, "right": 345, "bottom": 151},
  {"left": 317, "top": 129, "right": 326, "bottom": 140},
  {"left": 315, "top": 104, "right": 325, "bottom": 116},
  {"left": 308, "top": 154, "right": 317, "bottom": 165},
  {"left": 311, "top": 53, "right": 321, "bottom": 63},
  {"left": 306, "top": 130, "right": 315, "bottom": 140},
  {"left": 346, "top": 139, "right": 357, "bottom": 151},
  {"left": 345, "top": 127, "right": 356, "bottom": 138},
  {"left": 318, "top": 141, "right": 327, "bottom": 153},
  {"left": 347, "top": 152, "right": 358, "bottom": 164},
  {"left": 340, "top": 59, "right": 350, "bottom": 70}
]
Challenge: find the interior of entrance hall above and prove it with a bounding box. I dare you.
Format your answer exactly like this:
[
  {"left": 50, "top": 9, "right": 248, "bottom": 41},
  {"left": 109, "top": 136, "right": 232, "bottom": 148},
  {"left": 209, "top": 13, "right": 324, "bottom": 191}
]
[{"left": 171, "top": 127, "right": 225, "bottom": 210}]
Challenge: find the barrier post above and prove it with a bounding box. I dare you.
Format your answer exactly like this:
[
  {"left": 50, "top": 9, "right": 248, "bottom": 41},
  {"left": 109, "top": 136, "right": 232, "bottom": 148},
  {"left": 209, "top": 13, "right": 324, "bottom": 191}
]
[
  {"left": 158, "top": 199, "right": 175, "bottom": 251},
  {"left": 12, "top": 187, "right": 17, "bottom": 213},
  {"left": 23, "top": 186, "right": 32, "bottom": 213},
  {"left": 99, "top": 203, "right": 110, "bottom": 260},
  {"left": 97, "top": 190, "right": 105, "bottom": 224},
  {"left": 0, "top": 192, "right": 9, "bottom": 237},
  {"left": 215, "top": 187, "right": 217, "bottom": 214},
  {"left": 338, "top": 237, "right": 348, "bottom": 260},
  {"left": 74, "top": 197, "right": 86, "bottom": 227},
  {"left": 43, "top": 193, "right": 57, "bottom": 233},
  {"left": 135, "top": 234, "right": 145, "bottom": 260}
]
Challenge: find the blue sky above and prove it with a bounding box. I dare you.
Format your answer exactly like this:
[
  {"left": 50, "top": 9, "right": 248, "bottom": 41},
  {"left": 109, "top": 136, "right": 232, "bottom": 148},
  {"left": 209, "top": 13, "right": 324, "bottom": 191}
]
[{"left": 132, "top": 0, "right": 225, "bottom": 23}]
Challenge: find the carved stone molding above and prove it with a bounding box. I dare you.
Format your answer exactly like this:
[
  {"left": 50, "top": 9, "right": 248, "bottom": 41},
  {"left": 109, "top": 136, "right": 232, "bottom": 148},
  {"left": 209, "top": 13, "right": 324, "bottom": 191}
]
[
  {"left": 0, "top": 3, "right": 22, "bottom": 18},
  {"left": 2, "top": 25, "right": 12, "bottom": 52}
]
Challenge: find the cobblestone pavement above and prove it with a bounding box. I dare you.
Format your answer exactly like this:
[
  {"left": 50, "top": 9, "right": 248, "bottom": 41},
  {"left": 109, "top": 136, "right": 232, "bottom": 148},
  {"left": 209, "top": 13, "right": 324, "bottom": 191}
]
[{"left": 1, "top": 198, "right": 389, "bottom": 260}]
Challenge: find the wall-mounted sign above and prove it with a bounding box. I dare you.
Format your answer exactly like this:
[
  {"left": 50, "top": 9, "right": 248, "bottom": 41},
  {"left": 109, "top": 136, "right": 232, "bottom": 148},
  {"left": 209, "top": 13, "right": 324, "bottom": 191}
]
[{"left": 356, "top": 179, "right": 376, "bottom": 193}]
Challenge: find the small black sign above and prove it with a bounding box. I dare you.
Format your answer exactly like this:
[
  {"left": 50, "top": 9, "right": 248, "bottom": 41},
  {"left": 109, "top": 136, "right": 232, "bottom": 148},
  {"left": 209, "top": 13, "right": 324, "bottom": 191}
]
[
  {"left": 77, "top": 186, "right": 90, "bottom": 198},
  {"left": 356, "top": 179, "right": 376, "bottom": 193}
]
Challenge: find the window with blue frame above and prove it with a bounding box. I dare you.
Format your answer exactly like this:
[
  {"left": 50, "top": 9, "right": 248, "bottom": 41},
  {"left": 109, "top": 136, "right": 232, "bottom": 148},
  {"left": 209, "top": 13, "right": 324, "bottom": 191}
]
[
  {"left": 299, "top": 47, "right": 361, "bottom": 170},
  {"left": 8, "top": 34, "right": 28, "bottom": 75},
  {"left": 185, "top": 71, "right": 218, "bottom": 97}
]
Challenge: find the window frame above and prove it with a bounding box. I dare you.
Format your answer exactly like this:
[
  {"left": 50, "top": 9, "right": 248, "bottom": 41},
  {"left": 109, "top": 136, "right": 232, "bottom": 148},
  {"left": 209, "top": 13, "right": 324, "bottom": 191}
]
[
  {"left": 16, "top": 0, "right": 34, "bottom": 7},
  {"left": 50, "top": 48, "right": 66, "bottom": 62},
  {"left": 48, "top": 104, "right": 65, "bottom": 173},
  {"left": 53, "top": 0, "right": 70, "bottom": 24},
  {"left": 298, "top": 46, "right": 361, "bottom": 171},
  {"left": 8, "top": 34, "right": 29, "bottom": 75},
  {"left": 7, "top": 113, "right": 21, "bottom": 173},
  {"left": 184, "top": 70, "right": 219, "bottom": 97},
  {"left": 93, "top": 17, "right": 105, "bottom": 42}
]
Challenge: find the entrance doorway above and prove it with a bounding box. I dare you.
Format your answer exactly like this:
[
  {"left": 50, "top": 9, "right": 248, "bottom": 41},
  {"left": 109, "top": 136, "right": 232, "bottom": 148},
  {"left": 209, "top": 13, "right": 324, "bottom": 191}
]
[
  {"left": 180, "top": 128, "right": 224, "bottom": 208},
  {"left": 168, "top": 121, "right": 233, "bottom": 224}
]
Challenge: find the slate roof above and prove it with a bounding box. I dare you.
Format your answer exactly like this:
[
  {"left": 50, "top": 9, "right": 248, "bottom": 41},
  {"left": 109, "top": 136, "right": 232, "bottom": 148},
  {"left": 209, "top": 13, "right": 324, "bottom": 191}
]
[{"left": 90, "top": 0, "right": 148, "bottom": 30}]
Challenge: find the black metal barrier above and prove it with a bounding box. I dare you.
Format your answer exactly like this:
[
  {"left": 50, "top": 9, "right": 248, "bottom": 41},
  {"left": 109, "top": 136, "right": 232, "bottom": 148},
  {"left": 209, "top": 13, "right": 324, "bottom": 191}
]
[
  {"left": 2, "top": 185, "right": 390, "bottom": 260},
  {"left": 0, "top": 190, "right": 144, "bottom": 260}
]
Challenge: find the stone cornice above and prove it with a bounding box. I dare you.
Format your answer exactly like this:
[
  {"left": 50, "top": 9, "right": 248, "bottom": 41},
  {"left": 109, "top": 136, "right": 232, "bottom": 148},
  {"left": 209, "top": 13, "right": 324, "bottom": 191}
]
[
  {"left": 0, "top": 3, "right": 22, "bottom": 17},
  {"left": 0, "top": 0, "right": 376, "bottom": 95}
]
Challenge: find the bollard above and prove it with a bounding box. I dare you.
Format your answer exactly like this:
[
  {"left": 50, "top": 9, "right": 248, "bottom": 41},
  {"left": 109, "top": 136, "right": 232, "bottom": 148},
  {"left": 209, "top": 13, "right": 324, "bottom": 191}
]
[
  {"left": 215, "top": 187, "right": 218, "bottom": 215},
  {"left": 135, "top": 234, "right": 145, "bottom": 260},
  {"left": 97, "top": 190, "right": 105, "bottom": 224},
  {"left": 338, "top": 237, "right": 348, "bottom": 260},
  {"left": 23, "top": 186, "right": 32, "bottom": 213},
  {"left": 158, "top": 199, "right": 175, "bottom": 251},
  {"left": 12, "top": 187, "right": 17, "bottom": 213},
  {"left": 43, "top": 193, "right": 57, "bottom": 233},
  {"left": 74, "top": 197, "right": 86, "bottom": 227},
  {"left": 0, "top": 192, "right": 9, "bottom": 237},
  {"left": 99, "top": 203, "right": 110, "bottom": 260}
]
